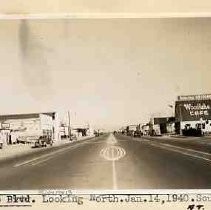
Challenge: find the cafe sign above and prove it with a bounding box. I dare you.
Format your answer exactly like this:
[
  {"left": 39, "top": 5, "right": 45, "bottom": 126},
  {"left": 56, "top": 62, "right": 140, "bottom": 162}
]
[{"left": 175, "top": 100, "right": 211, "bottom": 121}]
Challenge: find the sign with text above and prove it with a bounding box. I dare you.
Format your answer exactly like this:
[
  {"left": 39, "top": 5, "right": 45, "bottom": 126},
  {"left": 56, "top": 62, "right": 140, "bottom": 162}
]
[
  {"left": 0, "top": 191, "right": 210, "bottom": 210},
  {"left": 177, "top": 94, "right": 211, "bottom": 101},
  {"left": 175, "top": 100, "right": 211, "bottom": 121},
  {"left": 1, "top": 123, "right": 10, "bottom": 129}
]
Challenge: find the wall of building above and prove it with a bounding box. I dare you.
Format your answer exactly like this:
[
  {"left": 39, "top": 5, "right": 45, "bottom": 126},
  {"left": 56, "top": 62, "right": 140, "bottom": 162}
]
[
  {"left": 0, "top": 118, "right": 41, "bottom": 144},
  {"left": 181, "top": 120, "right": 211, "bottom": 134},
  {"left": 1, "top": 118, "right": 40, "bottom": 131},
  {"left": 0, "top": 112, "right": 59, "bottom": 144},
  {"left": 175, "top": 94, "right": 211, "bottom": 135},
  {"left": 40, "top": 114, "right": 53, "bottom": 130},
  {"left": 166, "top": 123, "right": 175, "bottom": 134},
  {"left": 59, "top": 125, "right": 69, "bottom": 138},
  {"left": 152, "top": 124, "right": 161, "bottom": 135},
  {"left": 141, "top": 125, "right": 150, "bottom": 136},
  {"left": 175, "top": 98, "right": 211, "bottom": 122}
]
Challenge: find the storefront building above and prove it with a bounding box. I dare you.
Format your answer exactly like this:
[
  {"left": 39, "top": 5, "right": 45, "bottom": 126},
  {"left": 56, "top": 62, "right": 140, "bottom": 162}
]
[
  {"left": 0, "top": 112, "right": 60, "bottom": 144},
  {"left": 151, "top": 117, "right": 175, "bottom": 135},
  {"left": 141, "top": 124, "right": 150, "bottom": 136},
  {"left": 175, "top": 94, "right": 211, "bottom": 135}
]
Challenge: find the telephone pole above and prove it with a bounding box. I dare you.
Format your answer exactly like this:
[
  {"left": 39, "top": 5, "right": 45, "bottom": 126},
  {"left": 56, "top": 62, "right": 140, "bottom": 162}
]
[{"left": 68, "top": 110, "right": 72, "bottom": 141}]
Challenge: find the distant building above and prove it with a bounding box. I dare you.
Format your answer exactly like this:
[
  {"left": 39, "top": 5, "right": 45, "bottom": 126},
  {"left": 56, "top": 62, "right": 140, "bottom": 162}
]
[
  {"left": 126, "top": 125, "right": 138, "bottom": 136},
  {"left": 151, "top": 117, "right": 175, "bottom": 135},
  {"left": 59, "top": 123, "right": 69, "bottom": 139},
  {"left": 141, "top": 124, "right": 150, "bottom": 136},
  {"left": 71, "top": 124, "right": 94, "bottom": 138},
  {"left": 118, "top": 127, "right": 127, "bottom": 134}
]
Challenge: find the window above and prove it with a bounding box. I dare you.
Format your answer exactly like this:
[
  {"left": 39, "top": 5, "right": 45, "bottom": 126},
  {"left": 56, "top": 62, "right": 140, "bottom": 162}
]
[
  {"left": 185, "top": 124, "right": 191, "bottom": 129},
  {"left": 196, "top": 123, "right": 201, "bottom": 129}
]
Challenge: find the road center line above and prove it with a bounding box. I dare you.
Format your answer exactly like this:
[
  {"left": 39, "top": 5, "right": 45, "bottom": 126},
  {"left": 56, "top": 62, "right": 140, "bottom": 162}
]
[
  {"left": 110, "top": 134, "right": 118, "bottom": 189},
  {"left": 112, "top": 160, "right": 117, "bottom": 190},
  {"left": 111, "top": 137, "right": 118, "bottom": 190}
]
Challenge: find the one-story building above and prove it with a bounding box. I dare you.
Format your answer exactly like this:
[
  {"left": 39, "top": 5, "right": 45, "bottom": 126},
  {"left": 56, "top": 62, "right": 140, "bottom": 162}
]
[
  {"left": 71, "top": 124, "right": 94, "bottom": 138},
  {"left": 175, "top": 94, "right": 211, "bottom": 135},
  {"left": 0, "top": 112, "right": 60, "bottom": 144},
  {"left": 151, "top": 117, "right": 175, "bottom": 135}
]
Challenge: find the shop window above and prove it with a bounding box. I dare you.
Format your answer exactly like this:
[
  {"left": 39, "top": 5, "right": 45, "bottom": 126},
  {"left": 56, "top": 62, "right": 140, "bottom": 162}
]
[
  {"left": 196, "top": 124, "right": 202, "bottom": 130},
  {"left": 185, "top": 124, "right": 191, "bottom": 129}
]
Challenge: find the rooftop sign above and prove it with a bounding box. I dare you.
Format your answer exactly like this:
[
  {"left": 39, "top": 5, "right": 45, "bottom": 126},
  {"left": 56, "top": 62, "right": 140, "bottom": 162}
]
[{"left": 177, "top": 94, "right": 211, "bottom": 101}]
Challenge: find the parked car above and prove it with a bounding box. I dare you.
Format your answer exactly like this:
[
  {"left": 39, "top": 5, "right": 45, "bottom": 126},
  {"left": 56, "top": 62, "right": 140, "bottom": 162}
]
[
  {"left": 34, "top": 136, "right": 53, "bottom": 148},
  {"left": 0, "top": 140, "right": 3, "bottom": 149},
  {"left": 133, "top": 130, "right": 143, "bottom": 138}
]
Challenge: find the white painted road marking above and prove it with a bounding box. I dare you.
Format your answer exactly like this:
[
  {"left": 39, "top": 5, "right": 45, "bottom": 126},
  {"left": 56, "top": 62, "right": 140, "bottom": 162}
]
[
  {"left": 148, "top": 142, "right": 211, "bottom": 163},
  {"left": 111, "top": 147, "right": 117, "bottom": 190},
  {"left": 14, "top": 145, "right": 80, "bottom": 167},
  {"left": 107, "top": 134, "right": 117, "bottom": 145},
  {"left": 134, "top": 138, "right": 211, "bottom": 164},
  {"left": 100, "top": 146, "right": 126, "bottom": 161},
  {"left": 14, "top": 139, "right": 98, "bottom": 167},
  {"left": 100, "top": 134, "right": 126, "bottom": 189}
]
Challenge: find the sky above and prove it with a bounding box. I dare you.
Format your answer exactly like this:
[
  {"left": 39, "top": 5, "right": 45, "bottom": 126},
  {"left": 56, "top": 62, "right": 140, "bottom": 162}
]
[{"left": 0, "top": 18, "right": 211, "bottom": 130}]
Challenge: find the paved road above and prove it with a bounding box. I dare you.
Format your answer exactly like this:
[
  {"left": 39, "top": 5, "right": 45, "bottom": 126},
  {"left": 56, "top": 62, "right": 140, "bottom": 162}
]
[
  {"left": 0, "top": 133, "right": 211, "bottom": 190},
  {"left": 143, "top": 135, "right": 211, "bottom": 154}
]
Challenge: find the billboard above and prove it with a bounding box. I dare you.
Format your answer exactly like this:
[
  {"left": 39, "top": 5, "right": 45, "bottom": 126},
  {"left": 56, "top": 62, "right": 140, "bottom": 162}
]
[{"left": 175, "top": 99, "right": 211, "bottom": 121}]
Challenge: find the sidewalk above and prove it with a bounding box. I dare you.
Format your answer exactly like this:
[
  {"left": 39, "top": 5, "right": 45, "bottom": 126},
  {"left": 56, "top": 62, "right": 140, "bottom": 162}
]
[
  {"left": 0, "top": 135, "right": 95, "bottom": 161},
  {"left": 0, "top": 144, "right": 34, "bottom": 160}
]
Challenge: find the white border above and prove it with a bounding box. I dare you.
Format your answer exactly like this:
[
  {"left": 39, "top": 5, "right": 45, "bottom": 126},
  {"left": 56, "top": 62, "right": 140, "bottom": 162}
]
[{"left": 0, "top": 13, "right": 211, "bottom": 19}]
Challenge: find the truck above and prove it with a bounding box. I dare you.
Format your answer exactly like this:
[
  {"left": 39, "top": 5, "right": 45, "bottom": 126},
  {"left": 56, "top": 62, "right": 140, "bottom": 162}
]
[
  {"left": 17, "top": 129, "right": 54, "bottom": 148},
  {"left": 126, "top": 125, "right": 138, "bottom": 137}
]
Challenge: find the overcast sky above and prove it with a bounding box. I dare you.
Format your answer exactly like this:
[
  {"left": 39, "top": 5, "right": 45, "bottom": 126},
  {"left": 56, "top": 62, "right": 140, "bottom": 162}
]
[{"left": 0, "top": 18, "right": 211, "bottom": 130}]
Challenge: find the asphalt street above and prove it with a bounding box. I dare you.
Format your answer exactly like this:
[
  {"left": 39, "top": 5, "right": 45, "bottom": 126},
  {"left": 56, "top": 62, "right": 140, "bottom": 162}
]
[
  {"left": 143, "top": 135, "right": 211, "bottom": 154},
  {"left": 0, "top": 133, "right": 211, "bottom": 190}
]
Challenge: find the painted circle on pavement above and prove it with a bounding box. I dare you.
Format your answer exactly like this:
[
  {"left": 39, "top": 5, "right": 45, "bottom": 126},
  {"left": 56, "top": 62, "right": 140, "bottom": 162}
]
[{"left": 100, "top": 146, "right": 126, "bottom": 161}]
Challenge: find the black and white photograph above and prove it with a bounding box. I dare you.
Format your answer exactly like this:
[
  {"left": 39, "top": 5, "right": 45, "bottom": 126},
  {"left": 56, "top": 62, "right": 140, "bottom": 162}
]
[{"left": 0, "top": 17, "right": 211, "bottom": 190}]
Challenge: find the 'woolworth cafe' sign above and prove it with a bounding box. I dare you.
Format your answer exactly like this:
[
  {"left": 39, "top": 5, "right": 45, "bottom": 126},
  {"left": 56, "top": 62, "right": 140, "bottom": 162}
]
[{"left": 175, "top": 94, "right": 211, "bottom": 121}]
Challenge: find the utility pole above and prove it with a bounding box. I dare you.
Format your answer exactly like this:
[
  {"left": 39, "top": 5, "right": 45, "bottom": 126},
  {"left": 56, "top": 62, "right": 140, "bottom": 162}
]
[
  {"left": 68, "top": 110, "right": 71, "bottom": 141},
  {"left": 179, "top": 104, "right": 183, "bottom": 135},
  {"left": 168, "top": 104, "right": 175, "bottom": 134}
]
